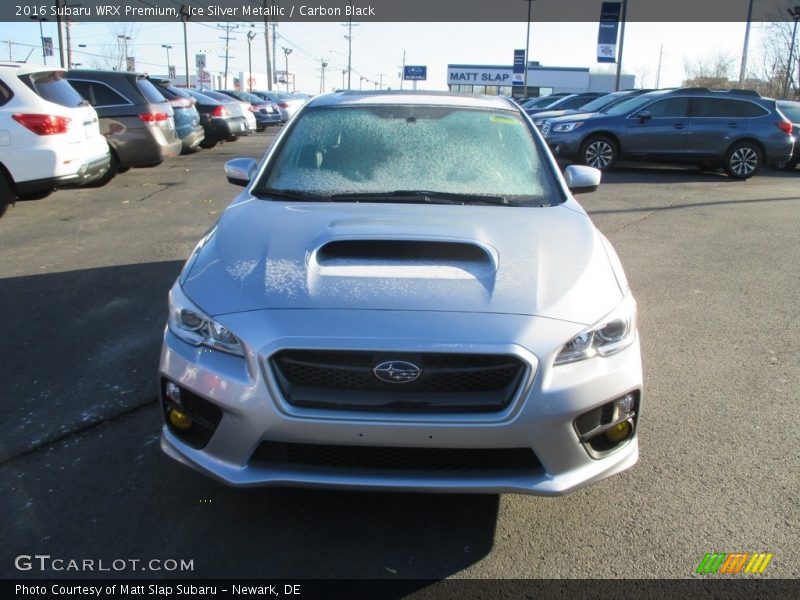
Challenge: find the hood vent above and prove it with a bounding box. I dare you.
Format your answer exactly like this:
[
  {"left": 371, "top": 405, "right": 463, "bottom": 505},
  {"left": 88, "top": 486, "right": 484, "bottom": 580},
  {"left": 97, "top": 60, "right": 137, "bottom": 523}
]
[{"left": 311, "top": 239, "right": 496, "bottom": 280}]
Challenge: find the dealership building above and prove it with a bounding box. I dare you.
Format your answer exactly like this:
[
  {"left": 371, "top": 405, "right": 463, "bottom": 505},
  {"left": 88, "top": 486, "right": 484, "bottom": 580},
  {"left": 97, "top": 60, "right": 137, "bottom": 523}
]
[{"left": 447, "top": 64, "right": 635, "bottom": 97}]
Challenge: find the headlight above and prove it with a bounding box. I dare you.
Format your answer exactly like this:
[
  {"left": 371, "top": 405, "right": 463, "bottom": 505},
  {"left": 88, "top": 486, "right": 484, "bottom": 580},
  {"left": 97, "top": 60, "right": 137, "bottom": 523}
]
[
  {"left": 168, "top": 284, "right": 244, "bottom": 357},
  {"left": 552, "top": 121, "right": 583, "bottom": 133},
  {"left": 555, "top": 294, "right": 636, "bottom": 365}
]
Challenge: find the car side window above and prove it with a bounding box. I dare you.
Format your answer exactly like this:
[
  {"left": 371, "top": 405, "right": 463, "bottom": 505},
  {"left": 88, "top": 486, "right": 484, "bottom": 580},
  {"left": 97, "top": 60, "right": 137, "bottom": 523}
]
[
  {"left": 69, "top": 80, "right": 130, "bottom": 107},
  {"left": 0, "top": 78, "right": 12, "bottom": 106},
  {"left": 642, "top": 97, "right": 690, "bottom": 118},
  {"left": 692, "top": 98, "right": 769, "bottom": 118}
]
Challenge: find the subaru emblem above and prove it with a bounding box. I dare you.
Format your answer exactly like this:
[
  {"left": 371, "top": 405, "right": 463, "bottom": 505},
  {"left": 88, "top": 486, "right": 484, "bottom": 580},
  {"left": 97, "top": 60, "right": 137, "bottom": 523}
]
[{"left": 373, "top": 361, "right": 421, "bottom": 384}]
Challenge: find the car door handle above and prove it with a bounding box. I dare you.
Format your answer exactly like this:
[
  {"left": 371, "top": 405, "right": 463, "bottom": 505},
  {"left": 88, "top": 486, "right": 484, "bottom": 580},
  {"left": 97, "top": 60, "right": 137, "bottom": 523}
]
[
  {"left": 727, "top": 123, "right": 739, "bottom": 128},
  {"left": 673, "top": 124, "right": 685, "bottom": 130}
]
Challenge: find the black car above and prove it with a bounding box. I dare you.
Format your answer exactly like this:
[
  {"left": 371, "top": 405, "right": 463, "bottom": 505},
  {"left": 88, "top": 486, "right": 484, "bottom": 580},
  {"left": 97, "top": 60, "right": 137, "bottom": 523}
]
[
  {"left": 525, "top": 93, "right": 604, "bottom": 116},
  {"left": 148, "top": 79, "right": 205, "bottom": 153},
  {"left": 218, "top": 90, "right": 282, "bottom": 130},
  {"left": 184, "top": 89, "right": 249, "bottom": 148},
  {"left": 776, "top": 100, "right": 800, "bottom": 170}
]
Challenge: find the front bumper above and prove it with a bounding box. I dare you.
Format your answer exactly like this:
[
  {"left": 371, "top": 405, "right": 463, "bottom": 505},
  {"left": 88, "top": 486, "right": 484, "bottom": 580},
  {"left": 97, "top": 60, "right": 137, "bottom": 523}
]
[{"left": 159, "top": 309, "right": 642, "bottom": 495}]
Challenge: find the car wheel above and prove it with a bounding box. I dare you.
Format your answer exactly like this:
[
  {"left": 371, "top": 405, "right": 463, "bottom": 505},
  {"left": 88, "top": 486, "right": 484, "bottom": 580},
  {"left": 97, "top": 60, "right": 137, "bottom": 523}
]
[
  {"left": 778, "top": 158, "right": 798, "bottom": 171},
  {"left": 0, "top": 174, "right": 15, "bottom": 217},
  {"left": 724, "top": 141, "right": 761, "bottom": 179},
  {"left": 580, "top": 136, "right": 617, "bottom": 171},
  {"left": 85, "top": 152, "right": 119, "bottom": 188},
  {"left": 199, "top": 139, "right": 218, "bottom": 149},
  {"left": 17, "top": 189, "right": 52, "bottom": 200}
]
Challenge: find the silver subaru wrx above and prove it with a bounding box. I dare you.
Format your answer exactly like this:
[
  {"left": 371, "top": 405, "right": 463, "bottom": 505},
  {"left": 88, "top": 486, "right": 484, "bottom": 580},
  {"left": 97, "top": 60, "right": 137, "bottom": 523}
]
[{"left": 159, "top": 91, "right": 643, "bottom": 495}]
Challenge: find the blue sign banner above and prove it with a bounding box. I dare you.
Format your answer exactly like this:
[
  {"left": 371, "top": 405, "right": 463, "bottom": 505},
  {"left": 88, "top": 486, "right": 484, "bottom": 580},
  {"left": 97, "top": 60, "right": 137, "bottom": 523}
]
[
  {"left": 42, "top": 37, "right": 53, "bottom": 57},
  {"left": 597, "top": 2, "right": 621, "bottom": 63},
  {"left": 403, "top": 65, "right": 427, "bottom": 81},
  {"left": 512, "top": 49, "right": 525, "bottom": 86}
]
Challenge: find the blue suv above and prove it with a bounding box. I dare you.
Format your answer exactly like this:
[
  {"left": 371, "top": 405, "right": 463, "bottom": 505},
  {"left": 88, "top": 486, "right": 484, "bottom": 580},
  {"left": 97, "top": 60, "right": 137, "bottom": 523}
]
[{"left": 539, "top": 88, "right": 794, "bottom": 179}]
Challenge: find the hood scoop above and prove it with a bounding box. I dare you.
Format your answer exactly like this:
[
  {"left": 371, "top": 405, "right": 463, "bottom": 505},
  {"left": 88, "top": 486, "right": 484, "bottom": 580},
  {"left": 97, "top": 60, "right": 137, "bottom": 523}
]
[{"left": 309, "top": 239, "right": 497, "bottom": 280}]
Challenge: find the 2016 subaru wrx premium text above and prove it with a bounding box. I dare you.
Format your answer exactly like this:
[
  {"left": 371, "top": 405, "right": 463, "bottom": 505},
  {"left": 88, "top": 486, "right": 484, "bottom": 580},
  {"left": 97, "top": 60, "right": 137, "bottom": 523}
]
[{"left": 158, "top": 91, "right": 643, "bottom": 495}]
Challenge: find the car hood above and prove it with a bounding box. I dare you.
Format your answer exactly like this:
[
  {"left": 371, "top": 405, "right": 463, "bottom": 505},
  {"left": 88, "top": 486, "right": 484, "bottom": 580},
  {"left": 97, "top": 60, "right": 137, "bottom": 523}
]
[
  {"left": 181, "top": 197, "right": 623, "bottom": 325},
  {"left": 543, "top": 111, "right": 602, "bottom": 124}
]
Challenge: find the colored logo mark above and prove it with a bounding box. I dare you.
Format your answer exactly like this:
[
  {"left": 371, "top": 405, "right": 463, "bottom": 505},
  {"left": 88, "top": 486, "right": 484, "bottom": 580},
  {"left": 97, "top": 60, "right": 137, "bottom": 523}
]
[{"left": 696, "top": 552, "right": 773, "bottom": 574}]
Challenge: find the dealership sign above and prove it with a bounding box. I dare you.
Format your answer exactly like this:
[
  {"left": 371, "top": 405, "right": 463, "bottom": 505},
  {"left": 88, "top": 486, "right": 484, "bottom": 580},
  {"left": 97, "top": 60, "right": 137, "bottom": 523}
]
[
  {"left": 449, "top": 69, "right": 511, "bottom": 83},
  {"left": 512, "top": 49, "right": 525, "bottom": 86},
  {"left": 403, "top": 66, "right": 427, "bottom": 81},
  {"left": 597, "top": 2, "right": 621, "bottom": 63}
]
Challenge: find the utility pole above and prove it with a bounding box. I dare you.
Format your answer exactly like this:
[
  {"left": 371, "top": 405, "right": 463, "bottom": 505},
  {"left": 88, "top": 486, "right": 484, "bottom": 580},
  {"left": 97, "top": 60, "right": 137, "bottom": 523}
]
[
  {"left": 271, "top": 21, "right": 278, "bottom": 86},
  {"left": 377, "top": 73, "right": 384, "bottom": 90},
  {"left": 614, "top": 0, "right": 628, "bottom": 91},
  {"left": 655, "top": 45, "right": 663, "bottom": 89},
  {"left": 162, "top": 44, "right": 173, "bottom": 77},
  {"left": 739, "top": 0, "right": 754, "bottom": 84},
  {"left": 342, "top": 3, "right": 359, "bottom": 90},
  {"left": 218, "top": 23, "right": 240, "bottom": 89},
  {"left": 263, "top": 0, "right": 273, "bottom": 91},
  {"left": 117, "top": 35, "right": 131, "bottom": 71},
  {"left": 181, "top": 4, "right": 191, "bottom": 88},
  {"left": 341, "top": 69, "right": 346, "bottom": 90},
  {"left": 55, "top": 0, "right": 65, "bottom": 67},
  {"left": 30, "top": 17, "right": 46, "bottom": 65},
  {"left": 65, "top": 18, "right": 72, "bottom": 68},
  {"left": 523, "top": 0, "right": 535, "bottom": 96}
]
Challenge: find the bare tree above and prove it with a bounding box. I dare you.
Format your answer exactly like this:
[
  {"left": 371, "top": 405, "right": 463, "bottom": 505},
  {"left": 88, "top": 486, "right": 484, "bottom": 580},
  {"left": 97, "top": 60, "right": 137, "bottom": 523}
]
[
  {"left": 747, "top": 21, "right": 798, "bottom": 99},
  {"left": 682, "top": 51, "right": 736, "bottom": 88},
  {"left": 90, "top": 23, "right": 140, "bottom": 71}
]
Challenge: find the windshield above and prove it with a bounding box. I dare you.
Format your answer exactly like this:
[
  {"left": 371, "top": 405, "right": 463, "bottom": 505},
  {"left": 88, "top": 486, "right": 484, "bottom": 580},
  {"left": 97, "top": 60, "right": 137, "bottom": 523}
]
[
  {"left": 256, "top": 105, "right": 558, "bottom": 205},
  {"left": 579, "top": 92, "right": 628, "bottom": 113},
  {"left": 604, "top": 94, "right": 656, "bottom": 116}
]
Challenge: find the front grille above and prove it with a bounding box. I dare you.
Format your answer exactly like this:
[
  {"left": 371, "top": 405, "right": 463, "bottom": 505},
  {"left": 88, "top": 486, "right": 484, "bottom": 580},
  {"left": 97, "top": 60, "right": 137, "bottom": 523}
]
[
  {"left": 269, "top": 350, "right": 527, "bottom": 412},
  {"left": 251, "top": 441, "right": 542, "bottom": 473}
]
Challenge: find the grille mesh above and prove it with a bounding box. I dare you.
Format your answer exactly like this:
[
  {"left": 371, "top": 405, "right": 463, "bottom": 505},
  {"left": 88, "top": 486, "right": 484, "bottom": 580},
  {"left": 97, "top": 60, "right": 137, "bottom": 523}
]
[{"left": 252, "top": 442, "right": 542, "bottom": 473}]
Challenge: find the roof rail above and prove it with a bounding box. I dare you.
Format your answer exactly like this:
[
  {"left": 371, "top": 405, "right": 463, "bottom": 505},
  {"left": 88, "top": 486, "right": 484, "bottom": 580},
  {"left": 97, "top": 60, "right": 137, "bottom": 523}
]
[{"left": 676, "top": 86, "right": 761, "bottom": 97}]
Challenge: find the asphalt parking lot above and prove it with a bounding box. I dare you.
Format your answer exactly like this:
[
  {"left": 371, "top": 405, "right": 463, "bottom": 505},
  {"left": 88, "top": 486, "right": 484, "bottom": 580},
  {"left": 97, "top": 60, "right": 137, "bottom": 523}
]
[{"left": 1, "top": 131, "right": 798, "bottom": 581}]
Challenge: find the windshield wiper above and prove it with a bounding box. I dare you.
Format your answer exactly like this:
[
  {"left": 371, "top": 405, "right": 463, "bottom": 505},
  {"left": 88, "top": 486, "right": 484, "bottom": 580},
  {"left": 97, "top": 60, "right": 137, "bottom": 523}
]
[
  {"left": 253, "top": 188, "right": 329, "bottom": 202},
  {"left": 329, "top": 190, "right": 508, "bottom": 206}
]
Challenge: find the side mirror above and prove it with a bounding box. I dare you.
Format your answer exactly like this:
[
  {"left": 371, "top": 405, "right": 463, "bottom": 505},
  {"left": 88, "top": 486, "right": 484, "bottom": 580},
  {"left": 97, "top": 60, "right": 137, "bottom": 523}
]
[
  {"left": 224, "top": 158, "right": 258, "bottom": 187},
  {"left": 564, "top": 165, "right": 601, "bottom": 194},
  {"left": 637, "top": 110, "right": 652, "bottom": 123}
]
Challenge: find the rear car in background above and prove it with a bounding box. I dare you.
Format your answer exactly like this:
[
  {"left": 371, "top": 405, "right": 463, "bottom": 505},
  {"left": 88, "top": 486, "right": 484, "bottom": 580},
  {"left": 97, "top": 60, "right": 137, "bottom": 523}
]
[
  {"left": 776, "top": 100, "right": 800, "bottom": 170},
  {"left": 524, "top": 93, "right": 604, "bottom": 116},
  {"left": 184, "top": 90, "right": 249, "bottom": 148},
  {"left": 218, "top": 90, "right": 282, "bottom": 130},
  {"left": 148, "top": 78, "right": 205, "bottom": 153},
  {"left": 65, "top": 69, "right": 181, "bottom": 185},
  {"left": 0, "top": 63, "right": 110, "bottom": 205},
  {"left": 159, "top": 91, "right": 643, "bottom": 496},
  {"left": 251, "top": 90, "right": 306, "bottom": 122},
  {"left": 199, "top": 89, "right": 256, "bottom": 135},
  {"left": 542, "top": 87, "right": 794, "bottom": 179},
  {"left": 532, "top": 90, "right": 652, "bottom": 130}
]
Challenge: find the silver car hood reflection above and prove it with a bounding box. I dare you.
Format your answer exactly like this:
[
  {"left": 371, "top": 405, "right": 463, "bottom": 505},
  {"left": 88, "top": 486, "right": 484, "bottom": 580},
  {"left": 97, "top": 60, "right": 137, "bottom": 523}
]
[{"left": 181, "top": 196, "right": 623, "bottom": 325}]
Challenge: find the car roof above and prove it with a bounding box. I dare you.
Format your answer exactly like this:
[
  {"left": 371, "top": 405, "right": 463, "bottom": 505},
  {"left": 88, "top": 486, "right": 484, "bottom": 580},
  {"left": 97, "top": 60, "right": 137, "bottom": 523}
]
[{"left": 306, "top": 90, "right": 518, "bottom": 110}]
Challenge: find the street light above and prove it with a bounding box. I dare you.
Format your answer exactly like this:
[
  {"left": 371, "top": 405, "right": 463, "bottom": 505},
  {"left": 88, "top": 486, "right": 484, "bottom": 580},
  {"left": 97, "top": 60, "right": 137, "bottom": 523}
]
[
  {"left": 783, "top": 6, "right": 800, "bottom": 99},
  {"left": 161, "top": 44, "right": 173, "bottom": 79},
  {"left": 522, "top": 0, "right": 536, "bottom": 96},
  {"left": 282, "top": 47, "right": 292, "bottom": 93},
  {"left": 180, "top": 5, "right": 191, "bottom": 88},
  {"left": 320, "top": 59, "right": 328, "bottom": 93},
  {"left": 341, "top": 69, "right": 346, "bottom": 90},
  {"left": 247, "top": 30, "right": 257, "bottom": 92}
]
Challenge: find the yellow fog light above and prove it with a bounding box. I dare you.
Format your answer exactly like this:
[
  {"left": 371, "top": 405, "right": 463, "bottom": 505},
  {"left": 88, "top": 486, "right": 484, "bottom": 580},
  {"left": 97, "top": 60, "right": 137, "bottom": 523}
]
[
  {"left": 169, "top": 409, "right": 193, "bottom": 431},
  {"left": 605, "top": 420, "right": 632, "bottom": 443}
]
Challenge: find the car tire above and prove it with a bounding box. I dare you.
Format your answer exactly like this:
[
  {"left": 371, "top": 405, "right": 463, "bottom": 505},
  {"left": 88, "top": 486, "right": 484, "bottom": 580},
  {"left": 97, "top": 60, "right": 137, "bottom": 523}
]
[
  {"left": 17, "top": 189, "right": 52, "bottom": 200},
  {"left": 0, "top": 173, "right": 15, "bottom": 217},
  {"left": 723, "top": 141, "right": 761, "bottom": 179},
  {"left": 199, "top": 138, "right": 218, "bottom": 149},
  {"left": 580, "top": 136, "right": 617, "bottom": 171},
  {"left": 777, "top": 158, "right": 798, "bottom": 171},
  {"left": 85, "top": 152, "right": 119, "bottom": 188}
]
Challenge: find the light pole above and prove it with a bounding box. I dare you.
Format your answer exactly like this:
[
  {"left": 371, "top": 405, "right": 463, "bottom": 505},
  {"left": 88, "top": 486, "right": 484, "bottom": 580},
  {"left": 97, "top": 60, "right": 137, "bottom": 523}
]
[
  {"left": 180, "top": 5, "right": 190, "bottom": 88},
  {"left": 739, "top": 0, "right": 754, "bottom": 83},
  {"left": 341, "top": 69, "right": 346, "bottom": 90},
  {"left": 522, "top": 0, "right": 535, "bottom": 96},
  {"left": 161, "top": 44, "right": 172, "bottom": 79},
  {"left": 359, "top": 76, "right": 364, "bottom": 90},
  {"left": 118, "top": 35, "right": 131, "bottom": 71},
  {"left": 282, "top": 47, "right": 292, "bottom": 92},
  {"left": 30, "top": 16, "right": 47, "bottom": 65},
  {"left": 320, "top": 59, "right": 328, "bottom": 93},
  {"left": 614, "top": 0, "right": 628, "bottom": 91},
  {"left": 247, "top": 30, "right": 256, "bottom": 91},
  {"left": 783, "top": 6, "right": 800, "bottom": 99}
]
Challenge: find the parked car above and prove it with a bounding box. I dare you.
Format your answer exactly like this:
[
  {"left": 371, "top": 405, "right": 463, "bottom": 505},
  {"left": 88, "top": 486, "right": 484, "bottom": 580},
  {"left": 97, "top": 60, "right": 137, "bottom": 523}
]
[
  {"left": 532, "top": 89, "right": 653, "bottom": 129},
  {"left": 519, "top": 93, "right": 570, "bottom": 110},
  {"left": 524, "top": 93, "right": 604, "bottom": 116},
  {"left": 159, "top": 91, "right": 643, "bottom": 496},
  {"left": 184, "top": 90, "right": 249, "bottom": 148},
  {"left": 251, "top": 90, "right": 306, "bottom": 122},
  {"left": 198, "top": 89, "right": 256, "bottom": 134},
  {"left": 776, "top": 100, "right": 800, "bottom": 170},
  {"left": 148, "top": 78, "right": 205, "bottom": 153},
  {"left": 65, "top": 69, "right": 182, "bottom": 185},
  {"left": 218, "top": 90, "right": 281, "bottom": 130},
  {"left": 0, "top": 63, "right": 110, "bottom": 204},
  {"left": 541, "top": 87, "right": 794, "bottom": 179}
]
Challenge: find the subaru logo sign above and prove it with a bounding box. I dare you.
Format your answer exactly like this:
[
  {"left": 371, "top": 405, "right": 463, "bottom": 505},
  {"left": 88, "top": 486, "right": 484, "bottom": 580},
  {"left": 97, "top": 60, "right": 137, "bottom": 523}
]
[{"left": 373, "top": 361, "right": 421, "bottom": 384}]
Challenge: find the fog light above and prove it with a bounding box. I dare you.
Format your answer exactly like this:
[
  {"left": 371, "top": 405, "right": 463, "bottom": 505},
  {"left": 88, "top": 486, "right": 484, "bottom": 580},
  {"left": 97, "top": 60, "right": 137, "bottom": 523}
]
[
  {"left": 605, "top": 420, "right": 632, "bottom": 443},
  {"left": 165, "top": 381, "right": 182, "bottom": 404},
  {"left": 168, "top": 409, "right": 193, "bottom": 430}
]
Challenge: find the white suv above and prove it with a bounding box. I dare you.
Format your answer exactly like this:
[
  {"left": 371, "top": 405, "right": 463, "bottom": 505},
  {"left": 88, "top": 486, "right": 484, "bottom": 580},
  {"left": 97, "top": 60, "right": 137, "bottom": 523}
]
[{"left": 0, "top": 64, "right": 110, "bottom": 209}]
